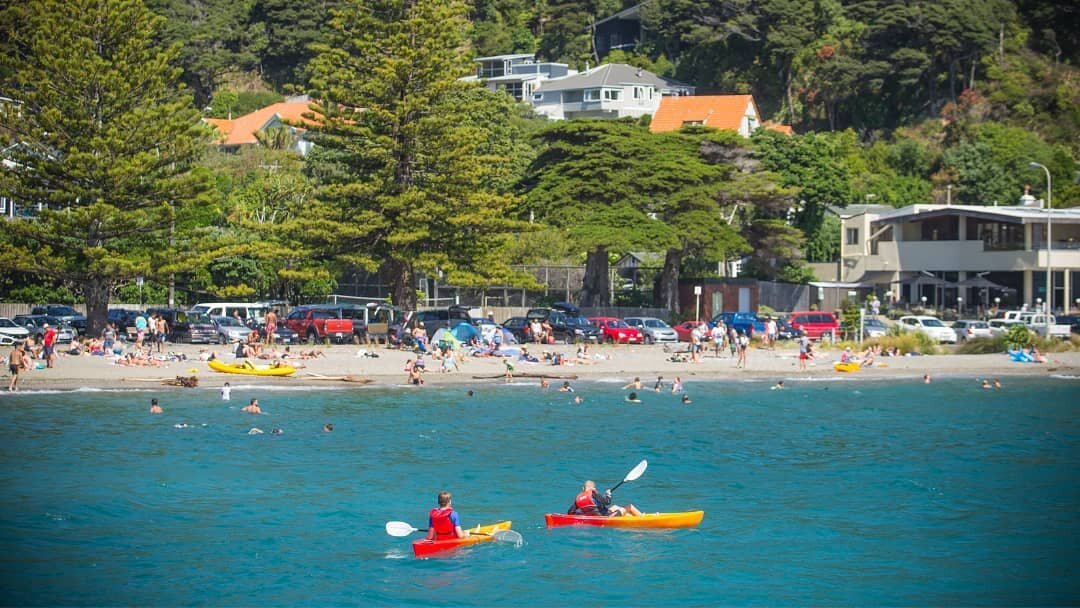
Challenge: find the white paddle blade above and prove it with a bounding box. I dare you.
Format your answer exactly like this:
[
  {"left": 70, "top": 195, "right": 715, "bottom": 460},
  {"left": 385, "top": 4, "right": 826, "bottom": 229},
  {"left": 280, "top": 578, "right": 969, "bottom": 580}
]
[
  {"left": 385, "top": 521, "right": 419, "bottom": 537},
  {"left": 624, "top": 459, "right": 648, "bottom": 482},
  {"left": 492, "top": 529, "right": 524, "bottom": 547}
]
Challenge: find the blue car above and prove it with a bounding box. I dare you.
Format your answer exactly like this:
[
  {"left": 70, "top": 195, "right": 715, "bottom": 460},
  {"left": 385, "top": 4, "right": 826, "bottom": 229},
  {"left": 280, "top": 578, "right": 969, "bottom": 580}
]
[{"left": 711, "top": 312, "right": 766, "bottom": 336}]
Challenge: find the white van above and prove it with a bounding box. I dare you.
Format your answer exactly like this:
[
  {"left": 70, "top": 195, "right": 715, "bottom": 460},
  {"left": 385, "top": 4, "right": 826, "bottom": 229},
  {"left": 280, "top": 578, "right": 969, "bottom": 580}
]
[{"left": 191, "top": 302, "right": 270, "bottom": 325}]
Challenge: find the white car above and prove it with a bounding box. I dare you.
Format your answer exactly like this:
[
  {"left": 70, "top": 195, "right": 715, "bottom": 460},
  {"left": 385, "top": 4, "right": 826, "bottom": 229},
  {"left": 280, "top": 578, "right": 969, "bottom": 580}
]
[
  {"left": 0, "top": 317, "right": 31, "bottom": 344},
  {"left": 988, "top": 319, "right": 1024, "bottom": 337},
  {"left": 897, "top": 315, "right": 958, "bottom": 343},
  {"left": 952, "top": 319, "right": 992, "bottom": 342},
  {"left": 624, "top": 317, "right": 679, "bottom": 344}
]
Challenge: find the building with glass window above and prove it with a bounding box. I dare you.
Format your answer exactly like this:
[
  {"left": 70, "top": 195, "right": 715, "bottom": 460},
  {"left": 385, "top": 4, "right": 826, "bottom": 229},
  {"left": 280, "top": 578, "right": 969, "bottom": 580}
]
[
  {"left": 835, "top": 202, "right": 1080, "bottom": 314},
  {"left": 463, "top": 54, "right": 574, "bottom": 103}
]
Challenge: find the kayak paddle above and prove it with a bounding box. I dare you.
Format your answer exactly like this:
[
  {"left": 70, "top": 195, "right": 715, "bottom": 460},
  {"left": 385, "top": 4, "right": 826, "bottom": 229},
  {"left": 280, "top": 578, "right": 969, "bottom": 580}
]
[
  {"left": 384, "top": 521, "right": 523, "bottom": 544},
  {"left": 607, "top": 459, "right": 648, "bottom": 494}
]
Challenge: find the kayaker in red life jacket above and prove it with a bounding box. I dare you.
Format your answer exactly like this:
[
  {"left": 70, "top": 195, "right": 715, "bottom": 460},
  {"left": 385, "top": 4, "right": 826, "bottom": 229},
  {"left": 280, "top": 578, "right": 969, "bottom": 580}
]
[
  {"left": 427, "top": 491, "right": 468, "bottom": 540},
  {"left": 569, "top": 480, "right": 643, "bottom": 517}
]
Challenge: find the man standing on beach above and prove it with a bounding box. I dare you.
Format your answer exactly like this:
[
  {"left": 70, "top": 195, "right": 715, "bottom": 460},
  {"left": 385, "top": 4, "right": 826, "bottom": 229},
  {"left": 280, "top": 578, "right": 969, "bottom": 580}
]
[
  {"left": 264, "top": 309, "right": 278, "bottom": 347},
  {"left": 8, "top": 343, "right": 23, "bottom": 391},
  {"left": 42, "top": 323, "right": 58, "bottom": 369}
]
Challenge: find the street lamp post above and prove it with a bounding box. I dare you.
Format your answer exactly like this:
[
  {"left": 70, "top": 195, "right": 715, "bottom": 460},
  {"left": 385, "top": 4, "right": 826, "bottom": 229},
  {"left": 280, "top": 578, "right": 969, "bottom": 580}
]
[
  {"left": 1029, "top": 161, "right": 1052, "bottom": 335},
  {"left": 957, "top": 297, "right": 963, "bottom": 316}
]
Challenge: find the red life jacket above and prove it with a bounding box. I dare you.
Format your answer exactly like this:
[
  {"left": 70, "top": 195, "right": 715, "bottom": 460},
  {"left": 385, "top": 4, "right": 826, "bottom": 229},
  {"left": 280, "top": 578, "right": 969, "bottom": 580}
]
[
  {"left": 429, "top": 507, "right": 456, "bottom": 539},
  {"left": 574, "top": 490, "right": 600, "bottom": 515}
]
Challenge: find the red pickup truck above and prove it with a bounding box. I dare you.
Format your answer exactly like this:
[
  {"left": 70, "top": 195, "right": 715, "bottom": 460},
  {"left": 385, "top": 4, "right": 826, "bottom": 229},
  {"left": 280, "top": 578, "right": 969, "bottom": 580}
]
[{"left": 284, "top": 306, "right": 354, "bottom": 344}]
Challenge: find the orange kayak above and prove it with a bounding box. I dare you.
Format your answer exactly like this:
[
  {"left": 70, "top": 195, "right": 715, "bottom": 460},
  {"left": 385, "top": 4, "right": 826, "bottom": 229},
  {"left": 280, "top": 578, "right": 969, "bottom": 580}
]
[
  {"left": 544, "top": 511, "right": 704, "bottom": 529},
  {"left": 411, "top": 521, "right": 512, "bottom": 557}
]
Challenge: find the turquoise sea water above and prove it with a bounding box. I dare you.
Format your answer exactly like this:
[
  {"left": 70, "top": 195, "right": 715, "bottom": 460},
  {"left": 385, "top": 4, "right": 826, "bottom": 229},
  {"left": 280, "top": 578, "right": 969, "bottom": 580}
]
[{"left": 0, "top": 376, "right": 1078, "bottom": 606}]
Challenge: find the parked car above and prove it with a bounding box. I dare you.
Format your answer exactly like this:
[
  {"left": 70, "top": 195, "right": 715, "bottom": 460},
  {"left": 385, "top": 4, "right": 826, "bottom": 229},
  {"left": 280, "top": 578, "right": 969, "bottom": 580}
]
[
  {"left": 501, "top": 317, "right": 530, "bottom": 343},
  {"left": 191, "top": 302, "right": 270, "bottom": 325},
  {"left": 988, "top": 318, "right": 1023, "bottom": 337},
  {"left": 0, "top": 317, "right": 31, "bottom": 344},
  {"left": 786, "top": 311, "right": 840, "bottom": 341},
  {"left": 525, "top": 303, "right": 601, "bottom": 343},
  {"left": 624, "top": 317, "right": 678, "bottom": 344},
  {"left": 775, "top": 317, "right": 803, "bottom": 340},
  {"left": 952, "top": 319, "right": 992, "bottom": 342},
  {"left": 1054, "top": 315, "right": 1080, "bottom": 335},
  {"left": 253, "top": 322, "right": 299, "bottom": 345},
  {"left": 710, "top": 312, "right": 766, "bottom": 337},
  {"left": 897, "top": 315, "right": 958, "bottom": 343},
  {"left": 144, "top": 308, "right": 217, "bottom": 344},
  {"left": 587, "top": 317, "right": 645, "bottom": 344},
  {"left": 283, "top": 306, "right": 354, "bottom": 344},
  {"left": 1018, "top": 313, "right": 1071, "bottom": 339},
  {"left": 397, "top": 306, "right": 474, "bottom": 340},
  {"left": 13, "top": 315, "right": 76, "bottom": 343},
  {"left": 673, "top": 320, "right": 708, "bottom": 342},
  {"left": 210, "top": 315, "right": 255, "bottom": 344},
  {"left": 31, "top": 304, "right": 86, "bottom": 334},
  {"left": 308, "top": 304, "right": 368, "bottom": 343},
  {"left": 861, "top": 317, "right": 889, "bottom": 339}
]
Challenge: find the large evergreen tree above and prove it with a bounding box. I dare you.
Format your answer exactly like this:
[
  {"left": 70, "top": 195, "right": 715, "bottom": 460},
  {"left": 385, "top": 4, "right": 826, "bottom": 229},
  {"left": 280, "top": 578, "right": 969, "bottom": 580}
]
[
  {"left": 0, "top": 0, "right": 212, "bottom": 333},
  {"left": 305, "top": 0, "right": 531, "bottom": 309}
]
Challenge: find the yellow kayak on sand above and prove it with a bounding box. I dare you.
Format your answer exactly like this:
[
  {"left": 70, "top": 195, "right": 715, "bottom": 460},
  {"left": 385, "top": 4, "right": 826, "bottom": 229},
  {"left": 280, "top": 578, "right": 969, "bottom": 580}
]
[
  {"left": 834, "top": 362, "right": 861, "bottom": 372},
  {"left": 208, "top": 359, "right": 296, "bottom": 377}
]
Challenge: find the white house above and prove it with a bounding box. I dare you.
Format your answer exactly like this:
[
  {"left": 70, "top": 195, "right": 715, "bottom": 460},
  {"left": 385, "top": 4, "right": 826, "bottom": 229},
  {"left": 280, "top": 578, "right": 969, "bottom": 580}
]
[{"left": 529, "top": 63, "right": 694, "bottom": 121}]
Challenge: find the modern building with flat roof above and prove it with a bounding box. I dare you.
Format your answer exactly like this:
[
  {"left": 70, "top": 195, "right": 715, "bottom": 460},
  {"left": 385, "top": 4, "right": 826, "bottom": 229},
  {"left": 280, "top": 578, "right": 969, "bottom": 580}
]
[{"left": 836, "top": 200, "right": 1080, "bottom": 314}]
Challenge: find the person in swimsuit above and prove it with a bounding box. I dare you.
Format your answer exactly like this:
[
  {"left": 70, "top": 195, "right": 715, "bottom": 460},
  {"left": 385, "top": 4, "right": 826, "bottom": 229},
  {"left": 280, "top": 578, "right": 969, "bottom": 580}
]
[{"left": 8, "top": 344, "right": 24, "bottom": 391}]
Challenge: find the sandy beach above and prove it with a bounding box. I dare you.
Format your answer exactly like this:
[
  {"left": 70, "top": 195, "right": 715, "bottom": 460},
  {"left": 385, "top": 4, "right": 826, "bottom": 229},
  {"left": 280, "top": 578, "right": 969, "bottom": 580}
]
[{"left": 7, "top": 341, "right": 1080, "bottom": 392}]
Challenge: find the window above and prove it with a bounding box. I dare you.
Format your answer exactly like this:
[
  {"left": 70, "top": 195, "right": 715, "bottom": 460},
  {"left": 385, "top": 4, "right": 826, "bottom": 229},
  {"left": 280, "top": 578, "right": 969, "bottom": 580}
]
[
  {"left": 633, "top": 87, "right": 643, "bottom": 100},
  {"left": 603, "top": 88, "right": 622, "bottom": 101},
  {"left": 564, "top": 90, "right": 583, "bottom": 103},
  {"left": 0, "top": 197, "right": 6, "bottom": 213},
  {"left": 532, "top": 93, "right": 543, "bottom": 101},
  {"left": 682, "top": 120, "right": 703, "bottom": 127},
  {"left": 583, "top": 88, "right": 600, "bottom": 102},
  {"left": 846, "top": 227, "right": 859, "bottom": 245}
]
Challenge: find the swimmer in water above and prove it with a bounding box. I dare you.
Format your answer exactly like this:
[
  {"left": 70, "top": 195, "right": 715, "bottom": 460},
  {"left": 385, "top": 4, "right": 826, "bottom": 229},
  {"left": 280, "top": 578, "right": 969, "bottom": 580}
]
[
  {"left": 923, "top": 374, "right": 931, "bottom": 384},
  {"left": 622, "top": 377, "right": 643, "bottom": 390},
  {"left": 681, "top": 394, "right": 692, "bottom": 404},
  {"left": 150, "top": 398, "right": 163, "bottom": 414},
  {"left": 540, "top": 378, "right": 550, "bottom": 389},
  {"left": 221, "top": 382, "right": 231, "bottom": 401},
  {"left": 466, "top": 390, "right": 474, "bottom": 397},
  {"left": 573, "top": 395, "right": 583, "bottom": 404},
  {"left": 625, "top": 391, "right": 642, "bottom": 404},
  {"left": 323, "top": 423, "right": 333, "bottom": 432},
  {"left": 248, "top": 428, "right": 263, "bottom": 435},
  {"left": 242, "top": 398, "right": 262, "bottom": 414},
  {"left": 559, "top": 381, "right": 574, "bottom": 393},
  {"left": 981, "top": 379, "right": 991, "bottom": 389},
  {"left": 654, "top": 376, "right": 663, "bottom": 392},
  {"left": 771, "top": 380, "right": 785, "bottom": 390},
  {"left": 271, "top": 428, "right": 283, "bottom": 435},
  {"left": 993, "top": 378, "right": 1002, "bottom": 389}
]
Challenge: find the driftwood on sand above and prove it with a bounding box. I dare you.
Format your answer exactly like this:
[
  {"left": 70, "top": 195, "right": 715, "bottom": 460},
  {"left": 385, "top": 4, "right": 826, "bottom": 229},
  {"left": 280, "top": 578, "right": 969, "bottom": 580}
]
[
  {"left": 304, "top": 372, "right": 374, "bottom": 384},
  {"left": 472, "top": 373, "right": 579, "bottom": 380},
  {"left": 123, "top": 376, "right": 199, "bottom": 387}
]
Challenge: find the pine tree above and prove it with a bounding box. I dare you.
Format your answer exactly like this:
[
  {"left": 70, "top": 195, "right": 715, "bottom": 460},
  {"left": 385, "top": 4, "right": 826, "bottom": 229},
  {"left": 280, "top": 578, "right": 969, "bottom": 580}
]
[
  {"left": 0, "top": 0, "right": 212, "bottom": 333},
  {"left": 306, "top": 0, "right": 531, "bottom": 309}
]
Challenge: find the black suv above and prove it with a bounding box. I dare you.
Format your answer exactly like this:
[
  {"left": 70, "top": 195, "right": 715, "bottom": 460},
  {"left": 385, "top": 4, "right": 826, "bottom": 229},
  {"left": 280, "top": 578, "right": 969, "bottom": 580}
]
[
  {"left": 525, "top": 302, "right": 601, "bottom": 344},
  {"left": 398, "top": 305, "right": 474, "bottom": 340},
  {"left": 32, "top": 304, "right": 86, "bottom": 334},
  {"left": 145, "top": 308, "right": 218, "bottom": 344}
]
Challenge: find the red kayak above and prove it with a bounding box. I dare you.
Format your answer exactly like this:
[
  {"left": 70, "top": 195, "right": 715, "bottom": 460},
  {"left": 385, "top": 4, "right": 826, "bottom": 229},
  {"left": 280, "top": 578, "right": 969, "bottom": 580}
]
[
  {"left": 411, "top": 521, "right": 513, "bottom": 557},
  {"left": 544, "top": 511, "right": 704, "bottom": 529}
]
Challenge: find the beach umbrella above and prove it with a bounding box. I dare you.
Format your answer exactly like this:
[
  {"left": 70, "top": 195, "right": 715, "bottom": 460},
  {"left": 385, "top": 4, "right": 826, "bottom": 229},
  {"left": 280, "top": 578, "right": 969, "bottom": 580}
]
[{"left": 449, "top": 321, "right": 480, "bottom": 342}]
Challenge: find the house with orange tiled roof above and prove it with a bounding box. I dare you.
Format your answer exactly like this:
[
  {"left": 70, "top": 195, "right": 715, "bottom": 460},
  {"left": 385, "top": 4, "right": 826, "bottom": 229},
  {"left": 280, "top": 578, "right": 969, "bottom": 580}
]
[
  {"left": 203, "top": 95, "right": 322, "bottom": 155},
  {"left": 649, "top": 95, "right": 791, "bottom": 137}
]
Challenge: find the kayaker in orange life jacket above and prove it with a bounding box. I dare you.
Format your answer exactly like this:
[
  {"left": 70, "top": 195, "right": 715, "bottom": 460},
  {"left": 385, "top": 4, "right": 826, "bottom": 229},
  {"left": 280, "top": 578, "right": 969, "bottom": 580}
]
[
  {"left": 427, "top": 491, "right": 468, "bottom": 540},
  {"left": 569, "top": 480, "right": 643, "bottom": 517}
]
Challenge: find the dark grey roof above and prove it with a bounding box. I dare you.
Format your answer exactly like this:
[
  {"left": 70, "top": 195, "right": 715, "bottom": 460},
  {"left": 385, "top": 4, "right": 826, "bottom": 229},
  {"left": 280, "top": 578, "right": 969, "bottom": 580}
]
[{"left": 534, "top": 63, "right": 692, "bottom": 93}]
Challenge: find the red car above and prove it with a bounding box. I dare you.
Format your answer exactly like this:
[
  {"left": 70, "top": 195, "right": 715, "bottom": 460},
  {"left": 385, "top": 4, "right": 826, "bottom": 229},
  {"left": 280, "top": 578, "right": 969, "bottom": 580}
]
[
  {"left": 673, "top": 321, "right": 703, "bottom": 342},
  {"left": 587, "top": 317, "right": 644, "bottom": 344}
]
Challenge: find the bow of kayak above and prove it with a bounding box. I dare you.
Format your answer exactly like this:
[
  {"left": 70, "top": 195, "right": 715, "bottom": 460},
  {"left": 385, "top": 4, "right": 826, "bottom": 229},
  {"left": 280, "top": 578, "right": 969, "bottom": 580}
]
[
  {"left": 411, "top": 520, "right": 512, "bottom": 557},
  {"left": 544, "top": 511, "right": 704, "bottom": 529}
]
